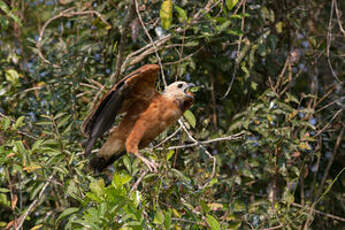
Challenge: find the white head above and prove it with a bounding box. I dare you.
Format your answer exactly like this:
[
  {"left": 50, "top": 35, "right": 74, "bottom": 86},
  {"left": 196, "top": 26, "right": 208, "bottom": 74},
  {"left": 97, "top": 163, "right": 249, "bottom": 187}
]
[{"left": 163, "top": 81, "right": 195, "bottom": 99}]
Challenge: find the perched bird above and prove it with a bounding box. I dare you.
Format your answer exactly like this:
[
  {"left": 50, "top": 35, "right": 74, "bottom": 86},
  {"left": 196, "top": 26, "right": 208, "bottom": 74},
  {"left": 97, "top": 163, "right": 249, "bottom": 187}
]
[{"left": 82, "top": 64, "right": 194, "bottom": 172}]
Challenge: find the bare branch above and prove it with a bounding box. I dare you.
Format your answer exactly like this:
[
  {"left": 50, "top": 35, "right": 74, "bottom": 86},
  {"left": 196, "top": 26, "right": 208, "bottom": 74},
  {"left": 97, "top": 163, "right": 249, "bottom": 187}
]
[
  {"left": 222, "top": 0, "right": 247, "bottom": 99},
  {"left": 326, "top": 0, "right": 342, "bottom": 82},
  {"left": 334, "top": 0, "right": 345, "bottom": 39},
  {"left": 120, "top": 35, "right": 171, "bottom": 73},
  {"left": 292, "top": 202, "right": 345, "bottom": 223},
  {"left": 121, "top": 0, "right": 221, "bottom": 75},
  {"left": 171, "top": 217, "right": 207, "bottom": 227},
  {"left": 315, "top": 108, "right": 343, "bottom": 136},
  {"left": 262, "top": 225, "right": 284, "bottom": 230},
  {"left": 178, "top": 119, "right": 216, "bottom": 186},
  {"left": 112, "top": 1, "right": 136, "bottom": 81},
  {"left": 130, "top": 170, "right": 148, "bottom": 193},
  {"left": 36, "top": 8, "right": 111, "bottom": 67},
  {"left": 153, "top": 131, "right": 245, "bottom": 150},
  {"left": 151, "top": 127, "right": 182, "bottom": 149},
  {"left": 134, "top": 0, "right": 167, "bottom": 86},
  {"left": 15, "top": 172, "right": 56, "bottom": 230}
]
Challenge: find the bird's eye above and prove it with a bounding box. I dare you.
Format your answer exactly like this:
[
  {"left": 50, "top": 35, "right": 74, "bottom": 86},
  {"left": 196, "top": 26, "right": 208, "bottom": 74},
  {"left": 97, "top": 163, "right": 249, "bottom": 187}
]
[{"left": 177, "top": 83, "right": 183, "bottom": 88}]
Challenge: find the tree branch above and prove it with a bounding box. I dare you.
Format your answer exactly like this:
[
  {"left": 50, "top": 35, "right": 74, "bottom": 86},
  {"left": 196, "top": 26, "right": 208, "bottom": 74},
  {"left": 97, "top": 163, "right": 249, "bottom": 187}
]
[
  {"left": 15, "top": 172, "right": 56, "bottom": 230},
  {"left": 36, "top": 8, "right": 111, "bottom": 67},
  {"left": 111, "top": 1, "right": 136, "bottom": 81}
]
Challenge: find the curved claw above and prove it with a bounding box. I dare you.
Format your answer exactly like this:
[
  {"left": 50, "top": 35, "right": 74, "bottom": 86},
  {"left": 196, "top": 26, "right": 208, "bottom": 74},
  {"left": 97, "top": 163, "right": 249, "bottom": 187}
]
[{"left": 136, "top": 154, "right": 158, "bottom": 172}]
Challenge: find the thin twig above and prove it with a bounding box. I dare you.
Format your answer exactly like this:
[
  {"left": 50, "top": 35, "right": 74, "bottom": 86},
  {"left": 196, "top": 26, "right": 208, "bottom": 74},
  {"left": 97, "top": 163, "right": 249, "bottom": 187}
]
[
  {"left": 163, "top": 47, "right": 203, "bottom": 66},
  {"left": 262, "top": 224, "right": 283, "bottom": 230},
  {"left": 124, "top": 43, "right": 198, "bottom": 70},
  {"left": 151, "top": 127, "right": 182, "bottom": 149},
  {"left": 36, "top": 8, "right": 111, "bottom": 67},
  {"left": 89, "top": 79, "right": 105, "bottom": 89},
  {"left": 154, "top": 131, "right": 245, "bottom": 150},
  {"left": 112, "top": 1, "right": 136, "bottom": 81},
  {"left": 15, "top": 172, "right": 56, "bottom": 230},
  {"left": 314, "top": 108, "right": 343, "bottom": 136},
  {"left": 304, "top": 126, "right": 345, "bottom": 229},
  {"left": 120, "top": 35, "right": 171, "bottom": 73},
  {"left": 134, "top": 0, "right": 167, "bottom": 86},
  {"left": 334, "top": 0, "right": 345, "bottom": 39},
  {"left": 316, "top": 126, "right": 345, "bottom": 198},
  {"left": 292, "top": 203, "right": 345, "bottom": 222},
  {"left": 13, "top": 86, "right": 45, "bottom": 97},
  {"left": 121, "top": 0, "right": 220, "bottom": 74},
  {"left": 0, "top": 113, "right": 38, "bottom": 140},
  {"left": 171, "top": 217, "right": 207, "bottom": 227},
  {"left": 80, "top": 82, "right": 99, "bottom": 90},
  {"left": 315, "top": 85, "right": 336, "bottom": 110},
  {"left": 303, "top": 166, "right": 345, "bottom": 229},
  {"left": 222, "top": 0, "right": 247, "bottom": 99},
  {"left": 130, "top": 170, "right": 148, "bottom": 193},
  {"left": 326, "top": 0, "right": 342, "bottom": 82},
  {"left": 178, "top": 119, "right": 216, "bottom": 187},
  {"left": 316, "top": 98, "right": 341, "bottom": 113}
]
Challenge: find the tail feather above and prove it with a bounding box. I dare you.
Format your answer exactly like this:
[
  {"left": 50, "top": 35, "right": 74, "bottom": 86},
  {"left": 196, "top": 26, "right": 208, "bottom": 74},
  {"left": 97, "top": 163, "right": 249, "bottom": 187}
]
[{"left": 90, "top": 151, "right": 126, "bottom": 171}]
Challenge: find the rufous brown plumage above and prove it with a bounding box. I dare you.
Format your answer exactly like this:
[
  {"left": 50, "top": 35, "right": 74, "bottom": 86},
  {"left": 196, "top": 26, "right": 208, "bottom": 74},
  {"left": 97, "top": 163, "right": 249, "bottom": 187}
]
[{"left": 82, "top": 64, "right": 194, "bottom": 172}]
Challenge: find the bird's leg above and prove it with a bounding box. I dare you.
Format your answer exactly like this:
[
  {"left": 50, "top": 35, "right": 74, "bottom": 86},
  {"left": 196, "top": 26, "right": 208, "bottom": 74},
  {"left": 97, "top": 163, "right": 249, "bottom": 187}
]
[
  {"left": 126, "top": 126, "right": 158, "bottom": 172},
  {"left": 127, "top": 142, "right": 158, "bottom": 172},
  {"left": 135, "top": 153, "right": 158, "bottom": 172}
]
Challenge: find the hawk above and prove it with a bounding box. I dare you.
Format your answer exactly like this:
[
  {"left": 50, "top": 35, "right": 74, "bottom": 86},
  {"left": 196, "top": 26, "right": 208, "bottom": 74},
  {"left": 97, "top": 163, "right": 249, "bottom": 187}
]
[{"left": 82, "top": 64, "right": 194, "bottom": 172}]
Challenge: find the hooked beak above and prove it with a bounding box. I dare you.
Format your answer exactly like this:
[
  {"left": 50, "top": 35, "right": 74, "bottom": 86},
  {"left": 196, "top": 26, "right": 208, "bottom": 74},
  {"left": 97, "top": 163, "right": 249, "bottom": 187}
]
[{"left": 184, "top": 83, "right": 195, "bottom": 99}]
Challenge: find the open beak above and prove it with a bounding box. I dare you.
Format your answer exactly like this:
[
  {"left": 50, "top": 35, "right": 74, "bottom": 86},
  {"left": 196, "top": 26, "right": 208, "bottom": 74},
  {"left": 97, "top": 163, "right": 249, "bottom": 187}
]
[{"left": 184, "top": 83, "right": 195, "bottom": 99}]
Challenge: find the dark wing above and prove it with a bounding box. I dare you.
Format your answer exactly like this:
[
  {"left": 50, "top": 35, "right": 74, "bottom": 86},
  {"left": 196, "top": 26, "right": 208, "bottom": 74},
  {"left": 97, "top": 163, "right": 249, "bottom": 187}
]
[{"left": 82, "top": 64, "right": 159, "bottom": 155}]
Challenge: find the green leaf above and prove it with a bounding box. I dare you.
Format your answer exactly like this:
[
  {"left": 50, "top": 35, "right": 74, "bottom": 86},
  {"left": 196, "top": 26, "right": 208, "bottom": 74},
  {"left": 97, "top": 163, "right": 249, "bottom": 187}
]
[
  {"left": 0, "top": 188, "right": 10, "bottom": 193},
  {"left": 0, "top": 116, "right": 11, "bottom": 130},
  {"left": 123, "top": 156, "right": 131, "bottom": 173},
  {"left": 0, "top": 1, "right": 10, "bottom": 14},
  {"left": 0, "top": 193, "right": 9, "bottom": 207},
  {"left": 54, "top": 112, "right": 66, "bottom": 120},
  {"left": 89, "top": 179, "right": 105, "bottom": 197},
  {"left": 0, "top": 1, "right": 21, "bottom": 26},
  {"left": 283, "top": 191, "right": 295, "bottom": 205},
  {"left": 30, "top": 224, "right": 43, "bottom": 230},
  {"left": 206, "top": 214, "right": 220, "bottom": 230},
  {"left": 166, "top": 150, "right": 175, "bottom": 161},
  {"left": 5, "top": 69, "right": 20, "bottom": 85},
  {"left": 164, "top": 209, "right": 172, "bottom": 229},
  {"left": 226, "top": 0, "right": 238, "bottom": 10},
  {"left": 171, "top": 168, "right": 191, "bottom": 184},
  {"left": 14, "top": 116, "right": 25, "bottom": 129},
  {"left": 183, "top": 110, "right": 196, "bottom": 128},
  {"left": 112, "top": 173, "right": 131, "bottom": 188},
  {"left": 30, "top": 183, "right": 44, "bottom": 200},
  {"left": 160, "top": 0, "right": 172, "bottom": 30},
  {"left": 228, "top": 222, "right": 242, "bottom": 229},
  {"left": 233, "top": 200, "right": 246, "bottom": 212},
  {"left": 7, "top": 12, "right": 22, "bottom": 26},
  {"left": 14, "top": 141, "right": 27, "bottom": 155},
  {"left": 57, "top": 115, "right": 71, "bottom": 128},
  {"left": 57, "top": 207, "right": 79, "bottom": 223},
  {"left": 175, "top": 5, "right": 187, "bottom": 23},
  {"left": 216, "top": 20, "right": 231, "bottom": 33},
  {"left": 153, "top": 209, "right": 164, "bottom": 225},
  {"left": 0, "top": 15, "right": 9, "bottom": 30},
  {"left": 85, "top": 192, "right": 102, "bottom": 202},
  {"left": 200, "top": 200, "right": 210, "bottom": 214}
]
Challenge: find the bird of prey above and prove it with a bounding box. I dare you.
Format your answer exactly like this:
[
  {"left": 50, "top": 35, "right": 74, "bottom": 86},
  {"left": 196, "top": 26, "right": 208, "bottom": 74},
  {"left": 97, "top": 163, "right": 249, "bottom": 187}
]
[{"left": 82, "top": 64, "right": 194, "bottom": 172}]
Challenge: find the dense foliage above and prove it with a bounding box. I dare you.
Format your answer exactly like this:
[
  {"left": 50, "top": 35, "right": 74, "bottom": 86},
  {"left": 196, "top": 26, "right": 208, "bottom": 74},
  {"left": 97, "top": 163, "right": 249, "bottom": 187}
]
[{"left": 1, "top": 0, "right": 345, "bottom": 229}]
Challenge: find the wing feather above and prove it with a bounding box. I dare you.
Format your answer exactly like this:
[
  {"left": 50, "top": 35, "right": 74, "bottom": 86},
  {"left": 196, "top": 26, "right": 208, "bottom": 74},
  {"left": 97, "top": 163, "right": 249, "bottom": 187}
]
[{"left": 82, "top": 64, "right": 159, "bottom": 155}]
